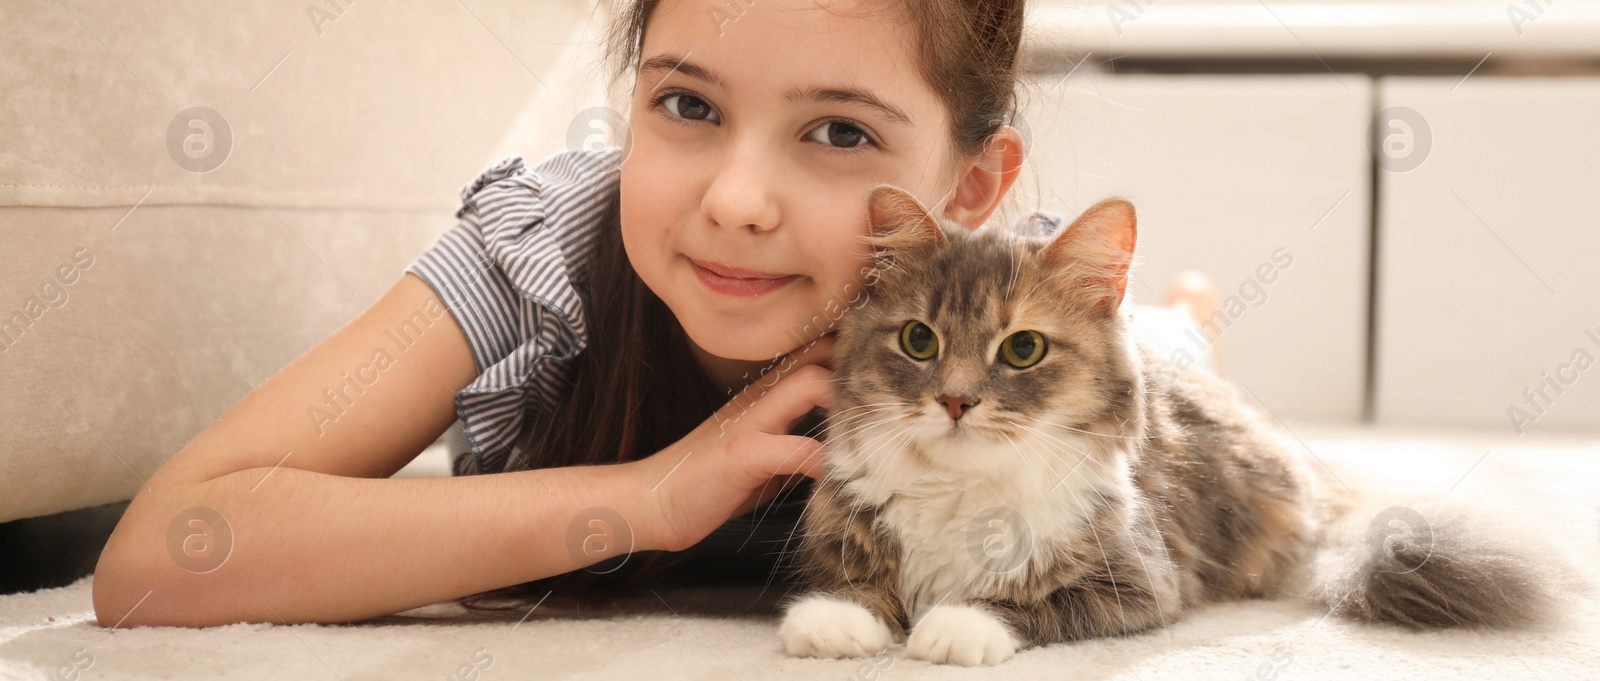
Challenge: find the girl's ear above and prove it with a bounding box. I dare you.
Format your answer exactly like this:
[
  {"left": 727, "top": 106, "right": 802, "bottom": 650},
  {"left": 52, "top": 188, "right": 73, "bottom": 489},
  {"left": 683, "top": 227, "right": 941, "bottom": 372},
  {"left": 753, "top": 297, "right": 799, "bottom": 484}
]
[
  {"left": 942, "top": 124, "right": 1026, "bottom": 229},
  {"left": 865, "top": 183, "right": 947, "bottom": 255},
  {"left": 1042, "top": 197, "right": 1137, "bottom": 312}
]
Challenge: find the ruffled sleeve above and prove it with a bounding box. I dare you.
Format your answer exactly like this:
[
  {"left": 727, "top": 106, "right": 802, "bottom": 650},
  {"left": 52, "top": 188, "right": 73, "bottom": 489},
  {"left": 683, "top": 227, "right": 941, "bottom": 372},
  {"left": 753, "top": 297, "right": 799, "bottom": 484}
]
[{"left": 406, "top": 147, "right": 624, "bottom": 476}]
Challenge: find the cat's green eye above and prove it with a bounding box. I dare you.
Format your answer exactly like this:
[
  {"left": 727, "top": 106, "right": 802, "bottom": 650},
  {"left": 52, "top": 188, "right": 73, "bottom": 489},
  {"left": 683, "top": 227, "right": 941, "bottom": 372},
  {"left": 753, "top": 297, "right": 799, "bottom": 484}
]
[
  {"left": 1000, "top": 330, "right": 1046, "bottom": 368},
  {"left": 900, "top": 320, "right": 938, "bottom": 360}
]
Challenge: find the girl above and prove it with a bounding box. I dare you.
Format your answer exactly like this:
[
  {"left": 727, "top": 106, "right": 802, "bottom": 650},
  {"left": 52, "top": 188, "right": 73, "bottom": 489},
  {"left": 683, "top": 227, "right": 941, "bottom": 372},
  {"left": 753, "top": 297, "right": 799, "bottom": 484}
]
[{"left": 91, "top": 0, "right": 1034, "bottom": 626}]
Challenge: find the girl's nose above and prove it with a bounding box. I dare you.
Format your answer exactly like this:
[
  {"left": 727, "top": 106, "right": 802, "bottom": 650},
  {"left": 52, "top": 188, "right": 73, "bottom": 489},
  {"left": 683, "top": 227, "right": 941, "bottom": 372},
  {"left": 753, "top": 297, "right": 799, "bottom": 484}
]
[{"left": 700, "top": 144, "right": 781, "bottom": 234}]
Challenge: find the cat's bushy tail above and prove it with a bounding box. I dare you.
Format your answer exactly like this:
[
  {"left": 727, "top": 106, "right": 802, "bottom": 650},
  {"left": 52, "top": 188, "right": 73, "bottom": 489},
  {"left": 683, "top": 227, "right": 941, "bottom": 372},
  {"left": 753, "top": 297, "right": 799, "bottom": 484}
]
[{"left": 1301, "top": 492, "right": 1587, "bottom": 630}]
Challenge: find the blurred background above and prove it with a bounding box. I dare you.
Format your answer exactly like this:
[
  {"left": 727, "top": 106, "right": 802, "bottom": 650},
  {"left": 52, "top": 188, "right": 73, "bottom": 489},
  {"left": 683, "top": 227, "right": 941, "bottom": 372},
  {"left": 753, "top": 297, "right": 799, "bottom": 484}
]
[{"left": 3, "top": 0, "right": 1598, "bottom": 593}]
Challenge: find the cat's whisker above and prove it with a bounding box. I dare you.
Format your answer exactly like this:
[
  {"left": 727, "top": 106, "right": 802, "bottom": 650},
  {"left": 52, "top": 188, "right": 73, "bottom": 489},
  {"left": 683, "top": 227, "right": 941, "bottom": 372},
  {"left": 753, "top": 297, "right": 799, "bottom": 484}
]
[
  {"left": 1022, "top": 429, "right": 1153, "bottom": 638},
  {"left": 825, "top": 407, "right": 915, "bottom": 434},
  {"left": 825, "top": 425, "right": 915, "bottom": 592},
  {"left": 804, "top": 414, "right": 906, "bottom": 492},
  {"left": 817, "top": 403, "right": 916, "bottom": 428},
  {"left": 742, "top": 457, "right": 824, "bottom": 551},
  {"left": 828, "top": 401, "right": 914, "bottom": 414},
  {"left": 811, "top": 411, "right": 904, "bottom": 450},
  {"left": 1002, "top": 430, "right": 1131, "bottom": 635},
  {"left": 1124, "top": 489, "right": 1174, "bottom": 637},
  {"left": 759, "top": 418, "right": 915, "bottom": 595},
  {"left": 850, "top": 441, "right": 915, "bottom": 503},
  {"left": 1005, "top": 412, "right": 1146, "bottom": 441},
  {"left": 1064, "top": 488, "right": 1134, "bottom": 638},
  {"left": 1013, "top": 423, "right": 1142, "bottom": 638},
  {"left": 849, "top": 421, "right": 915, "bottom": 478},
  {"left": 1004, "top": 420, "right": 1100, "bottom": 492},
  {"left": 744, "top": 408, "right": 910, "bottom": 547},
  {"left": 1006, "top": 419, "right": 1089, "bottom": 461},
  {"left": 1014, "top": 420, "right": 1131, "bottom": 484},
  {"left": 1001, "top": 427, "right": 1136, "bottom": 636},
  {"left": 739, "top": 407, "right": 915, "bottom": 577},
  {"left": 831, "top": 438, "right": 902, "bottom": 533},
  {"left": 999, "top": 428, "right": 1069, "bottom": 484},
  {"left": 818, "top": 409, "right": 912, "bottom": 456},
  {"left": 1005, "top": 242, "right": 1022, "bottom": 303},
  {"left": 789, "top": 408, "right": 905, "bottom": 458}
]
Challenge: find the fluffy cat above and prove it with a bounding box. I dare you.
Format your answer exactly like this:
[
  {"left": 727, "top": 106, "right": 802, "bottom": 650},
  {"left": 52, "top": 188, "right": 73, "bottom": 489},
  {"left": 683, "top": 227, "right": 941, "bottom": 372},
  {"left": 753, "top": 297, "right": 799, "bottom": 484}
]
[{"left": 776, "top": 185, "right": 1578, "bottom": 666}]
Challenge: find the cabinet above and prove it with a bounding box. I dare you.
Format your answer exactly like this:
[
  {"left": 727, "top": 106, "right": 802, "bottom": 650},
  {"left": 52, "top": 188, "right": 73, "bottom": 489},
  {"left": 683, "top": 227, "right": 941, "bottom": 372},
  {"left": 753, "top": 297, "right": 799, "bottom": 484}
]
[
  {"left": 1020, "top": 73, "right": 1373, "bottom": 422},
  {"left": 1024, "top": 71, "right": 1600, "bottom": 433},
  {"left": 1373, "top": 77, "right": 1600, "bottom": 434}
]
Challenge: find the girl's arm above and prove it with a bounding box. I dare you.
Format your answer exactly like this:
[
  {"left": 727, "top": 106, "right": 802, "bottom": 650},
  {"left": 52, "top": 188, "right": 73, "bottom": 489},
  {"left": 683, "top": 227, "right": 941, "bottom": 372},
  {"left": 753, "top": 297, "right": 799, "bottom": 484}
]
[{"left": 91, "top": 273, "right": 666, "bottom": 626}]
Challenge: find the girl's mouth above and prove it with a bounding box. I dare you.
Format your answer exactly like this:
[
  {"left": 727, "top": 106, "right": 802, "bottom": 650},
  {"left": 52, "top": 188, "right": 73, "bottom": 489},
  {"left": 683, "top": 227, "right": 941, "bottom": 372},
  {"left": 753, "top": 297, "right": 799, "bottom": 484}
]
[{"left": 688, "top": 257, "right": 800, "bottom": 298}]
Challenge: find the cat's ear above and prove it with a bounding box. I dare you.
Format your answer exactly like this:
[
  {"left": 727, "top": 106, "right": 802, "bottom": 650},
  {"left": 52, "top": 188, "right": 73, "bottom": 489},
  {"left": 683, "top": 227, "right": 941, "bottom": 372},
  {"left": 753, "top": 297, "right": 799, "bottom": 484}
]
[
  {"left": 865, "top": 184, "right": 946, "bottom": 254},
  {"left": 1043, "top": 197, "right": 1137, "bottom": 312}
]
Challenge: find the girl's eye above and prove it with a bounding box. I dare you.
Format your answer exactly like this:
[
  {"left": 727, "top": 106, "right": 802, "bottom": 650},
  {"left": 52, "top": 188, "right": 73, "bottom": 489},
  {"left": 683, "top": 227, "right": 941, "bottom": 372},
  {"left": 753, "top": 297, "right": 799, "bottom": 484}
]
[
  {"left": 1000, "top": 330, "right": 1046, "bottom": 368},
  {"left": 658, "top": 92, "right": 720, "bottom": 123},
  {"left": 805, "top": 120, "right": 875, "bottom": 150},
  {"left": 900, "top": 320, "right": 938, "bottom": 360}
]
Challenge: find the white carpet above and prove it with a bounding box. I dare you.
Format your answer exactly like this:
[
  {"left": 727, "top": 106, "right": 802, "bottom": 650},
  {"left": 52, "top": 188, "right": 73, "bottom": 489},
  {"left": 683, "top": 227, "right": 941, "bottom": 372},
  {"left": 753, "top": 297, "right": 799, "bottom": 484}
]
[{"left": 3, "top": 425, "right": 1599, "bottom": 680}]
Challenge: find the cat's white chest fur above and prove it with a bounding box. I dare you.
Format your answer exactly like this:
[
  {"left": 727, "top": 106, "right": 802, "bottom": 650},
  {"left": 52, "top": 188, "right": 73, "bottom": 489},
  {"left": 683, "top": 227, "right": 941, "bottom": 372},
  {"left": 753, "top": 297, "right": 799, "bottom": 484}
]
[{"left": 838, "top": 425, "right": 1132, "bottom": 621}]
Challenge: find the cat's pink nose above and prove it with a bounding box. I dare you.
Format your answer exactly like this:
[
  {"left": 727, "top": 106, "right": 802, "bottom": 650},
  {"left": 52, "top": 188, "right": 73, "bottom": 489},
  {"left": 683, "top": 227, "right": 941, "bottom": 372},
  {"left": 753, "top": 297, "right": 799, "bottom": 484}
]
[{"left": 938, "top": 394, "right": 979, "bottom": 421}]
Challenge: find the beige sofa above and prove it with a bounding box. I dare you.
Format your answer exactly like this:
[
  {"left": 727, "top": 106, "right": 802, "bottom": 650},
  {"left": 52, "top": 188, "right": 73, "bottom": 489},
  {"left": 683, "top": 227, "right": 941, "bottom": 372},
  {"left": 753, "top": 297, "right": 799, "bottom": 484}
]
[{"left": 1, "top": 0, "right": 615, "bottom": 523}]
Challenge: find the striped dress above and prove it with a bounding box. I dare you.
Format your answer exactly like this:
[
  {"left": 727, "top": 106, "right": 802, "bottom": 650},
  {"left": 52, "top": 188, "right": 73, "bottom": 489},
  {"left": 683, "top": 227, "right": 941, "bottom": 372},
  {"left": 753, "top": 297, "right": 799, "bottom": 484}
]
[{"left": 407, "top": 148, "right": 620, "bottom": 477}]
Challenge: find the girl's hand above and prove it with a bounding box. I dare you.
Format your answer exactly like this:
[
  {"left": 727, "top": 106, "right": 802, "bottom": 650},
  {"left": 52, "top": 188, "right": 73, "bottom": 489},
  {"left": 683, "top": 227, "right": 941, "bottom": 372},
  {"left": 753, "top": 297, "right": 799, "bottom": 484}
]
[{"left": 634, "top": 333, "right": 837, "bottom": 553}]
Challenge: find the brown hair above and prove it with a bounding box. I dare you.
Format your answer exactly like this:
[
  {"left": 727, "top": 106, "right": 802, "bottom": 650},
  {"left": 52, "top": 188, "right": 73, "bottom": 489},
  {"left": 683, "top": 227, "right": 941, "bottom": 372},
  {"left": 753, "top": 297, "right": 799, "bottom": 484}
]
[{"left": 457, "top": 0, "right": 1027, "bottom": 616}]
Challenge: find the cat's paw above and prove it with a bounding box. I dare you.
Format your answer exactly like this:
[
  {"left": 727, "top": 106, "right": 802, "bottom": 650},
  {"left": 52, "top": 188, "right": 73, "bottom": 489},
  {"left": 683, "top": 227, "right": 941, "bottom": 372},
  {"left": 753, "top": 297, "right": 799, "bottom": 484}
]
[
  {"left": 780, "top": 594, "right": 894, "bottom": 659},
  {"left": 905, "top": 604, "right": 1019, "bottom": 666}
]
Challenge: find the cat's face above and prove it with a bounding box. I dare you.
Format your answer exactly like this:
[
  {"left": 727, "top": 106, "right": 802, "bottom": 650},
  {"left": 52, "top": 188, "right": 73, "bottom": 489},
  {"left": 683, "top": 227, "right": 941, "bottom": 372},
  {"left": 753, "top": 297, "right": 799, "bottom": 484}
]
[{"left": 828, "top": 185, "right": 1143, "bottom": 477}]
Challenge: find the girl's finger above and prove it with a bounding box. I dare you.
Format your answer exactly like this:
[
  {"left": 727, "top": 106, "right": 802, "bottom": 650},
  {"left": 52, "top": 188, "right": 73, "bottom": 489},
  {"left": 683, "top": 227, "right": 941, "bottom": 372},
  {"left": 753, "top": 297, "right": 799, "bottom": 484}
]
[
  {"left": 749, "top": 433, "right": 828, "bottom": 482},
  {"left": 748, "top": 473, "right": 812, "bottom": 511},
  {"left": 735, "top": 364, "right": 834, "bottom": 436},
  {"left": 733, "top": 472, "right": 810, "bottom": 517},
  {"left": 723, "top": 433, "right": 823, "bottom": 516},
  {"left": 782, "top": 332, "right": 836, "bottom": 371}
]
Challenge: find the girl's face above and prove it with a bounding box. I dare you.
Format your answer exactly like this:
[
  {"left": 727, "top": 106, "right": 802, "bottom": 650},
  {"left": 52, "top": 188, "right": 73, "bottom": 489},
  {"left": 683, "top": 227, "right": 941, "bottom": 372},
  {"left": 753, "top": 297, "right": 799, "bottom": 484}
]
[{"left": 619, "top": 0, "right": 970, "bottom": 375}]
